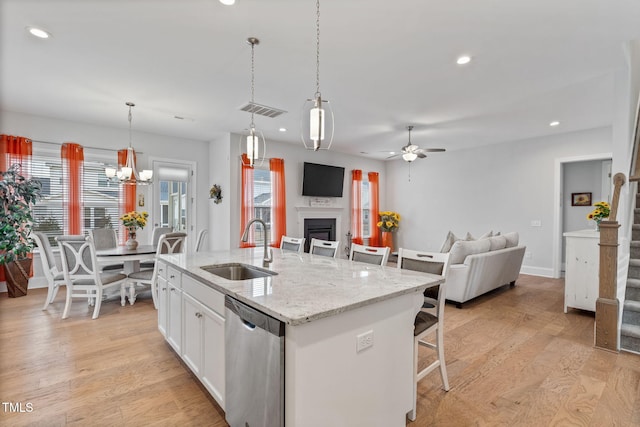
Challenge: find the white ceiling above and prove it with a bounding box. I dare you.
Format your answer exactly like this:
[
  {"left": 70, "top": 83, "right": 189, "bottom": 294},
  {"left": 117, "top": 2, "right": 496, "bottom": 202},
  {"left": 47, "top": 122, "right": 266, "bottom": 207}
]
[{"left": 2, "top": 0, "right": 640, "bottom": 160}]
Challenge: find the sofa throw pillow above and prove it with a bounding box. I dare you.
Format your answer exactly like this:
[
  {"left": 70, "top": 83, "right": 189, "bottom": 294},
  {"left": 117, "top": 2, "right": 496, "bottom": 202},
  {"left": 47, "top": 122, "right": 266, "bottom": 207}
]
[
  {"left": 439, "top": 231, "right": 460, "bottom": 253},
  {"left": 449, "top": 238, "right": 492, "bottom": 264},
  {"left": 466, "top": 230, "right": 493, "bottom": 240},
  {"left": 503, "top": 231, "right": 519, "bottom": 248},
  {"left": 489, "top": 235, "right": 507, "bottom": 251}
]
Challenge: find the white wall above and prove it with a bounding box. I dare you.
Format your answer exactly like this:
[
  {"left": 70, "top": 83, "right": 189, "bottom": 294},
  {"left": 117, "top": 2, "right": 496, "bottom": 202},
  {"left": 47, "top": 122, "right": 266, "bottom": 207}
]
[
  {"left": 385, "top": 126, "right": 612, "bottom": 276},
  {"left": 0, "top": 110, "right": 211, "bottom": 245}
]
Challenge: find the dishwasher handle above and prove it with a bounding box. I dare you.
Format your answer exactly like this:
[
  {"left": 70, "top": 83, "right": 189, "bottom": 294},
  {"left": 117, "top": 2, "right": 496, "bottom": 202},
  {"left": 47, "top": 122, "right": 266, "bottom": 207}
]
[{"left": 225, "top": 296, "right": 284, "bottom": 337}]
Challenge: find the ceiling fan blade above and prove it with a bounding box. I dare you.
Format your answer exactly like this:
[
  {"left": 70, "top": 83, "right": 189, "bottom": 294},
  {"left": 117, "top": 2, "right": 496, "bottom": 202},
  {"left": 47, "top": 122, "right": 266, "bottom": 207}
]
[
  {"left": 417, "top": 152, "right": 427, "bottom": 158},
  {"left": 419, "top": 148, "right": 446, "bottom": 152},
  {"left": 386, "top": 153, "right": 401, "bottom": 159}
]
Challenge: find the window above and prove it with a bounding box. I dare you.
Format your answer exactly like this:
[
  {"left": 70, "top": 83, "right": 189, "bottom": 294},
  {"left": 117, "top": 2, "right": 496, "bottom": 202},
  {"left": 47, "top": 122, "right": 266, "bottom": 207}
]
[
  {"left": 31, "top": 143, "right": 120, "bottom": 244},
  {"left": 253, "top": 167, "right": 271, "bottom": 245},
  {"left": 362, "top": 179, "right": 371, "bottom": 238}
]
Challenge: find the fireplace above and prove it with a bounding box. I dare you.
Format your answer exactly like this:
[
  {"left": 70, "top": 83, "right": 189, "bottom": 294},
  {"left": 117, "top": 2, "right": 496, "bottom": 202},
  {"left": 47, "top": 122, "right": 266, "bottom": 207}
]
[{"left": 303, "top": 218, "right": 336, "bottom": 253}]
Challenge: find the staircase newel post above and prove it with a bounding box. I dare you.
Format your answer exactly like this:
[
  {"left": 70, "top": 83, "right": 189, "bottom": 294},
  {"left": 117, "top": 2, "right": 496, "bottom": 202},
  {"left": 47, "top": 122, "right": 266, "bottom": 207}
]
[{"left": 595, "top": 220, "right": 620, "bottom": 351}]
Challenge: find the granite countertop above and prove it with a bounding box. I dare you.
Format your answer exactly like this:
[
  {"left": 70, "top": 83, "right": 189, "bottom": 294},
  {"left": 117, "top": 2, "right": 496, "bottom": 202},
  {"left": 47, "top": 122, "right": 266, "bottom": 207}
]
[{"left": 159, "top": 247, "right": 443, "bottom": 326}]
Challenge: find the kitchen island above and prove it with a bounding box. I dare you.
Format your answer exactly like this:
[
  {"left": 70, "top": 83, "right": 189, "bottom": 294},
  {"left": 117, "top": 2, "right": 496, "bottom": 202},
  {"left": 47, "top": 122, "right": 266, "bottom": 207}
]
[{"left": 158, "top": 248, "right": 443, "bottom": 427}]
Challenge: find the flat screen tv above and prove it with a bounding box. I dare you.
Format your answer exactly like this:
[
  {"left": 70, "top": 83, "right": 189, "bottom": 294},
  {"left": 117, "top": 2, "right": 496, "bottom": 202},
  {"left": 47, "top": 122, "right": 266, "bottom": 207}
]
[{"left": 302, "top": 162, "right": 345, "bottom": 197}]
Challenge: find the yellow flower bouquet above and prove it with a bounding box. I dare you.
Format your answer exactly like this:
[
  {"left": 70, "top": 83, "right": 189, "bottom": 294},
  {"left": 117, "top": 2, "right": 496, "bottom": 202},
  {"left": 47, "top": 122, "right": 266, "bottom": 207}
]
[
  {"left": 377, "top": 211, "right": 400, "bottom": 232},
  {"left": 587, "top": 201, "right": 609, "bottom": 229},
  {"left": 120, "top": 210, "right": 149, "bottom": 231}
]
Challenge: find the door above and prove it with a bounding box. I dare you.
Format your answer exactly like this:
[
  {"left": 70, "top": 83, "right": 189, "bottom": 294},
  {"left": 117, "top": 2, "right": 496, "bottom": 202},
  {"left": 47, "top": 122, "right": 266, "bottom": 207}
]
[{"left": 151, "top": 160, "right": 194, "bottom": 234}]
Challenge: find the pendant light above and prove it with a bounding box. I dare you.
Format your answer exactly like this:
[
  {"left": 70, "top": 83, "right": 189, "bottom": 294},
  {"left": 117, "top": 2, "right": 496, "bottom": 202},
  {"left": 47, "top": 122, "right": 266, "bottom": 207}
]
[
  {"left": 301, "top": 0, "right": 334, "bottom": 151},
  {"left": 105, "top": 102, "right": 153, "bottom": 185},
  {"left": 241, "top": 37, "right": 266, "bottom": 167}
]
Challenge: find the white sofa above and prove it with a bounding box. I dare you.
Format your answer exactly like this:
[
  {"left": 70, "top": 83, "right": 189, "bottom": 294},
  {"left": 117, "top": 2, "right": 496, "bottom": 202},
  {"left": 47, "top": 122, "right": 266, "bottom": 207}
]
[{"left": 439, "top": 231, "right": 525, "bottom": 307}]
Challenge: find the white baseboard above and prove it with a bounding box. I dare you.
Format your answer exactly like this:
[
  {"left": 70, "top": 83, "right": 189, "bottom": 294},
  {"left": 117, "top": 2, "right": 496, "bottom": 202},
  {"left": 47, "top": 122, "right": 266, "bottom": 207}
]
[{"left": 520, "top": 265, "right": 556, "bottom": 278}]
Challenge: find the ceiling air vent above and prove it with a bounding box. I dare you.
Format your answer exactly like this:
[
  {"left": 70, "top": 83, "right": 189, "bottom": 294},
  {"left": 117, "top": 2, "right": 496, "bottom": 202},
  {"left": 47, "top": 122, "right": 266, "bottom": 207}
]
[{"left": 239, "top": 102, "right": 287, "bottom": 118}]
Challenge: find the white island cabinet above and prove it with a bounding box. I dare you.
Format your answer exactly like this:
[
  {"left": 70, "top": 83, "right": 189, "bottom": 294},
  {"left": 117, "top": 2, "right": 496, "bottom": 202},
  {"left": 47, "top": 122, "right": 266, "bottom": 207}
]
[
  {"left": 563, "top": 229, "right": 600, "bottom": 312},
  {"left": 158, "top": 248, "right": 443, "bottom": 427}
]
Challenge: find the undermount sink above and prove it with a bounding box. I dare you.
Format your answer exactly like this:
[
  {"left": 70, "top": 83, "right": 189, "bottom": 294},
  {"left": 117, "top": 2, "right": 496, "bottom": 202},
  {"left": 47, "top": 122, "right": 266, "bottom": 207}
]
[{"left": 201, "top": 263, "right": 277, "bottom": 281}]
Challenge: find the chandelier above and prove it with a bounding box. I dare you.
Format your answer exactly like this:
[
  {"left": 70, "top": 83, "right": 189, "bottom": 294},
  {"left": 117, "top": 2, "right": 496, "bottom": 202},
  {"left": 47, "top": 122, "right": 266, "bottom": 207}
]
[
  {"left": 105, "top": 102, "right": 153, "bottom": 185},
  {"left": 241, "top": 37, "right": 266, "bottom": 168},
  {"left": 301, "top": 0, "right": 334, "bottom": 151}
]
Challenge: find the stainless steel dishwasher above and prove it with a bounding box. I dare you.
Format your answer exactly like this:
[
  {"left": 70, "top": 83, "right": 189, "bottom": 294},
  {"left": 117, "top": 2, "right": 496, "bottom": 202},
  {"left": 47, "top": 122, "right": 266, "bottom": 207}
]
[{"left": 225, "top": 296, "right": 285, "bottom": 427}]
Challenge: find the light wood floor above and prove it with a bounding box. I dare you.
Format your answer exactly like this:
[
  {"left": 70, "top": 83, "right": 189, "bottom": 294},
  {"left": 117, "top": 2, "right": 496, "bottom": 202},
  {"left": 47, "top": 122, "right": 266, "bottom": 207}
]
[{"left": 1, "top": 276, "right": 638, "bottom": 426}]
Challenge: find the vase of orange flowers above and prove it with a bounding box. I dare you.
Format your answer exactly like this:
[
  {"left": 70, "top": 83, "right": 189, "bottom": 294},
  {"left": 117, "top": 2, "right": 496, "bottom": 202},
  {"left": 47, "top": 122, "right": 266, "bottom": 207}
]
[{"left": 120, "top": 210, "right": 149, "bottom": 250}]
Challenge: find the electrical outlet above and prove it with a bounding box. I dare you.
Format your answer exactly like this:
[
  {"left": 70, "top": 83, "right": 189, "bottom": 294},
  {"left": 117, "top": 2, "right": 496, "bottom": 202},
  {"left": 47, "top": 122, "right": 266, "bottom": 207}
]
[
  {"left": 531, "top": 220, "right": 542, "bottom": 227},
  {"left": 356, "top": 330, "right": 374, "bottom": 353},
  {"left": 525, "top": 251, "right": 532, "bottom": 259}
]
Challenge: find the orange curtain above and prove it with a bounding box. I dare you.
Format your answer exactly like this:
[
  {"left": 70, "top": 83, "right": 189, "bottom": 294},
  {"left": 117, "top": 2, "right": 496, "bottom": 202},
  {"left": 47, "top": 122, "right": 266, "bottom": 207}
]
[
  {"left": 368, "top": 172, "right": 381, "bottom": 247},
  {"left": 118, "top": 149, "right": 137, "bottom": 245},
  {"left": 270, "top": 158, "right": 286, "bottom": 247},
  {"left": 1, "top": 135, "right": 34, "bottom": 281},
  {"left": 61, "top": 143, "right": 84, "bottom": 235},
  {"left": 351, "top": 170, "right": 363, "bottom": 245},
  {"left": 239, "top": 154, "right": 255, "bottom": 248},
  {"left": 1, "top": 135, "right": 33, "bottom": 176}
]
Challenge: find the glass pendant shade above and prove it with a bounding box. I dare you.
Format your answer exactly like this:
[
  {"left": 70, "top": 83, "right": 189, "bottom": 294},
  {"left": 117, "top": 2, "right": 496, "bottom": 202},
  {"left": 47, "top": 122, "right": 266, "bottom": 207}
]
[
  {"left": 402, "top": 152, "right": 418, "bottom": 162},
  {"left": 310, "top": 106, "right": 324, "bottom": 143},
  {"left": 247, "top": 133, "right": 259, "bottom": 161},
  {"left": 302, "top": 96, "right": 334, "bottom": 151}
]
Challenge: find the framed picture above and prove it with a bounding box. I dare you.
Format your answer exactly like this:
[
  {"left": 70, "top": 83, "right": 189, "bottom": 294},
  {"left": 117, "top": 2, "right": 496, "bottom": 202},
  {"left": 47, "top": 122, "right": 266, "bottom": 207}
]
[{"left": 571, "top": 192, "right": 592, "bottom": 206}]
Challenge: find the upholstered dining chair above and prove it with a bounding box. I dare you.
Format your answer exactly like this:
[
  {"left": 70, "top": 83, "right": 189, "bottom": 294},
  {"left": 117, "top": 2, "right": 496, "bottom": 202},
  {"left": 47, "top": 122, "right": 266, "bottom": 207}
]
[
  {"left": 349, "top": 243, "right": 390, "bottom": 266},
  {"left": 89, "top": 228, "right": 124, "bottom": 272},
  {"left": 397, "top": 248, "right": 451, "bottom": 421},
  {"left": 195, "top": 229, "right": 208, "bottom": 252},
  {"left": 280, "top": 235, "right": 305, "bottom": 253},
  {"left": 32, "top": 232, "right": 66, "bottom": 310},
  {"left": 141, "top": 226, "right": 173, "bottom": 269},
  {"left": 127, "top": 232, "right": 187, "bottom": 308},
  {"left": 56, "top": 235, "right": 128, "bottom": 319},
  {"left": 309, "top": 238, "right": 340, "bottom": 258}
]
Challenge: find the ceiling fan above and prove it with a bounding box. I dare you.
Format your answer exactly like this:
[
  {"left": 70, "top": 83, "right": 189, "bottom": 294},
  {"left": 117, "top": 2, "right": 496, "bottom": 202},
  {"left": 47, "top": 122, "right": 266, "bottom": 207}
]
[{"left": 387, "top": 125, "right": 445, "bottom": 162}]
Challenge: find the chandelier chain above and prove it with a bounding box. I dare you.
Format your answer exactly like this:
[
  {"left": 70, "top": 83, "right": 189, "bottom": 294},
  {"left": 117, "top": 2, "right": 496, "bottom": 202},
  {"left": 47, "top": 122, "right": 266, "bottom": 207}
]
[
  {"left": 250, "top": 40, "right": 256, "bottom": 128},
  {"left": 315, "top": 0, "right": 321, "bottom": 97},
  {"left": 128, "top": 104, "right": 133, "bottom": 148}
]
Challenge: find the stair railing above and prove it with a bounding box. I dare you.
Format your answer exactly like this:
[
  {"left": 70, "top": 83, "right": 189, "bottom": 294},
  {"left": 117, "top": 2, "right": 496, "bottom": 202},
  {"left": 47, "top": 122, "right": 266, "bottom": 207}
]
[{"left": 596, "top": 173, "right": 626, "bottom": 351}]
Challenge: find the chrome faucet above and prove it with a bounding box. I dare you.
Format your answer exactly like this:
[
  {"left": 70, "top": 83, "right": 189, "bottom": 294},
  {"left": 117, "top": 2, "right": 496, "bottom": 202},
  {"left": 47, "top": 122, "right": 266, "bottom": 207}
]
[{"left": 241, "top": 218, "right": 273, "bottom": 267}]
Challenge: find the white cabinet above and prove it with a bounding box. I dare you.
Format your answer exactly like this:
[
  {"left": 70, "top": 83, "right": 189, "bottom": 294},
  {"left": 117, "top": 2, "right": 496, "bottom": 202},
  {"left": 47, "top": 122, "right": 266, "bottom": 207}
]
[
  {"left": 166, "top": 266, "right": 182, "bottom": 353},
  {"left": 182, "top": 292, "right": 226, "bottom": 408},
  {"left": 157, "top": 267, "right": 226, "bottom": 410},
  {"left": 563, "top": 229, "right": 599, "bottom": 312},
  {"left": 157, "top": 264, "right": 168, "bottom": 338}
]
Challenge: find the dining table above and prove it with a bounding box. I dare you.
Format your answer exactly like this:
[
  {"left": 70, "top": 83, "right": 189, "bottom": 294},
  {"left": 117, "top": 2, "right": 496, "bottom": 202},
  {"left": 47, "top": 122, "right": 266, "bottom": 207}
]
[{"left": 96, "top": 245, "right": 157, "bottom": 304}]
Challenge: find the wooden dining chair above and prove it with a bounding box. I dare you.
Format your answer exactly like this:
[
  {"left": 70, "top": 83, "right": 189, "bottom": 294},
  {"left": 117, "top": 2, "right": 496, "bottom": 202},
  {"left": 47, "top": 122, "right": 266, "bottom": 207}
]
[
  {"left": 56, "top": 235, "right": 128, "bottom": 319},
  {"left": 127, "top": 232, "right": 187, "bottom": 308},
  {"left": 349, "top": 243, "right": 390, "bottom": 266},
  {"left": 397, "top": 248, "right": 451, "bottom": 421},
  {"left": 309, "top": 238, "right": 340, "bottom": 258},
  {"left": 280, "top": 235, "right": 305, "bottom": 253},
  {"left": 33, "top": 231, "right": 66, "bottom": 310},
  {"left": 89, "top": 228, "right": 124, "bottom": 272},
  {"left": 141, "top": 226, "right": 173, "bottom": 269},
  {"left": 195, "top": 229, "right": 208, "bottom": 252}
]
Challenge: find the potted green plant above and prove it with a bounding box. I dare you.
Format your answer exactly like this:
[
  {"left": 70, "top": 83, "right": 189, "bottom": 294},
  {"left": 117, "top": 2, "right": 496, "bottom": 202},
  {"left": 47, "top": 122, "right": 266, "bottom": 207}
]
[{"left": 1, "top": 163, "right": 42, "bottom": 297}]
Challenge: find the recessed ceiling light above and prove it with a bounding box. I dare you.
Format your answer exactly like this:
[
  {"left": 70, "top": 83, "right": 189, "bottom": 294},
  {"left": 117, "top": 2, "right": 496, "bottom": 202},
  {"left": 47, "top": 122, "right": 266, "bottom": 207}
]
[
  {"left": 279, "top": 127, "right": 287, "bottom": 132},
  {"left": 219, "top": 0, "right": 235, "bottom": 5},
  {"left": 27, "top": 26, "right": 51, "bottom": 39},
  {"left": 456, "top": 55, "right": 471, "bottom": 65},
  {"left": 549, "top": 121, "right": 560, "bottom": 127}
]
